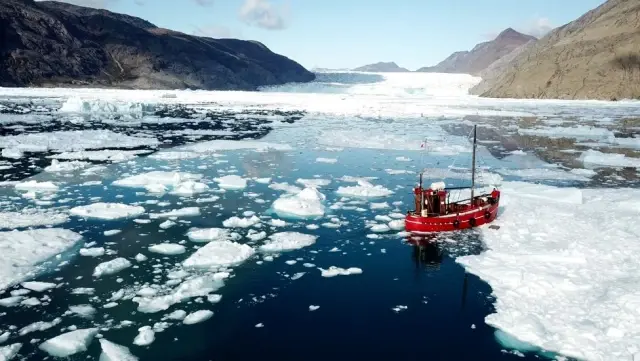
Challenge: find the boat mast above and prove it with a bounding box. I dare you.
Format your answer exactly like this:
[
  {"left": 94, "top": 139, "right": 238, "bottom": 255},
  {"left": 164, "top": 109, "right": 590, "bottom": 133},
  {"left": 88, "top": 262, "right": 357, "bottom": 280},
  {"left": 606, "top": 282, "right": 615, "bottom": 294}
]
[{"left": 470, "top": 125, "right": 477, "bottom": 202}]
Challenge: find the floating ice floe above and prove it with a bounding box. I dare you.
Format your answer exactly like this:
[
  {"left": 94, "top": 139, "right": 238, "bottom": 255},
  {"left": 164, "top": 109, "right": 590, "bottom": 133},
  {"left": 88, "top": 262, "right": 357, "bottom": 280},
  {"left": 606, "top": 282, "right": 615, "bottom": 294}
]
[
  {"left": 222, "top": 215, "right": 261, "bottom": 228},
  {"left": 170, "top": 180, "right": 209, "bottom": 196},
  {"left": 68, "top": 304, "right": 96, "bottom": 319},
  {"left": 150, "top": 207, "right": 200, "bottom": 218},
  {"left": 183, "top": 310, "right": 214, "bottom": 325},
  {"left": 133, "top": 326, "right": 155, "bottom": 346},
  {"left": 336, "top": 180, "right": 394, "bottom": 198},
  {"left": 0, "top": 130, "right": 158, "bottom": 153},
  {"left": 0, "top": 209, "right": 69, "bottom": 230},
  {"left": 315, "top": 157, "right": 337, "bottom": 164},
  {"left": 187, "top": 228, "right": 232, "bottom": 242},
  {"left": 179, "top": 139, "right": 292, "bottom": 153},
  {"left": 38, "top": 328, "right": 98, "bottom": 357},
  {"left": 1, "top": 148, "right": 23, "bottom": 159},
  {"left": 134, "top": 273, "right": 228, "bottom": 313},
  {"left": 214, "top": 175, "right": 248, "bottom": 190},
  {"left": 579, "top": 149, "right": 640, "bottom": 168},
  {"left": 149, "top": 151, "right": 201, "bottom": 160},
  {"left": 457, "top": 181, "right": 640, "bottom": 361},
  {"left": 50, "top": 149, "right": 149, "bottom": 162},
  {"left": 295, "top": 178, "right": 331, "bottom": 188},
  {"left": 259, "top": 232, "right": 317, "bottom": 252},
  {"left": 14, "top": 180, "right": 58, "bottom": 192},
  {"left": 44, "top": 159, "right": 90, "bottom": 172},
  {"left": 21, "top": 281, "right": 56, "bottom": 292},
  {"left": 319, "top": 266, "right": 363, "bottom": 277},
  {"left": 70, "top": 203, "right": 145, "bottom": 220},
  {"left": 272, "top": 187, "right": 326, "bottom": 219},
  {"left": 183, "top": 241, "right": 255, "bottom": 268},
  {"left": 0, "top": 228, "right": 82, "bottom": 291},
  {"left": 113, "top": 171, "right": 203, "bottom": 193},
  {"left": 93, "top": 257, "right": 132, "bottom": 277},
  {"left": 0, "top": 343, "right": 21, "bottom": 360},
  {"left": 148, "top": 243, "right": 186, "bottom": 255},
  {"left": 99, "top": 338, "right": 139, "bottom": 361},
  {"left": 269, "top": 182, "right": 302, "bottom": 193}
]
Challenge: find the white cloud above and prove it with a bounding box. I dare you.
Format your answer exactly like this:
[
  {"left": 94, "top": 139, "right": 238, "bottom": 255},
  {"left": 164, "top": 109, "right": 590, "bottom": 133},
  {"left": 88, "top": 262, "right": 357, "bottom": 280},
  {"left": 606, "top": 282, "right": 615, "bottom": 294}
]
[
  {"left": 239, "top": 0, "right": 288, "bottom": 30},
  {"left": 517, "top": 17, "right": 554, "bottom": 38}
]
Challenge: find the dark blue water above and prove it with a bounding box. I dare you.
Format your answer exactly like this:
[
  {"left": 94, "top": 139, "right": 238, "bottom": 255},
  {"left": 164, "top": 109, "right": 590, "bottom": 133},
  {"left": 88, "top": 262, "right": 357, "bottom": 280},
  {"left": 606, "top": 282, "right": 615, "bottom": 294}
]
[{"left": 0, "top": 146, "right": 568, "bottom": 360}]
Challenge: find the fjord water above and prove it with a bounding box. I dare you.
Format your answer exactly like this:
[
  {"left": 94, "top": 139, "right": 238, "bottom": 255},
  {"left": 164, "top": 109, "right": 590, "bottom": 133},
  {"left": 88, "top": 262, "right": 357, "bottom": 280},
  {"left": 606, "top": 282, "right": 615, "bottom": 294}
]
[{"left": 1, "top": 72, "right": 639, "bottom": 360}]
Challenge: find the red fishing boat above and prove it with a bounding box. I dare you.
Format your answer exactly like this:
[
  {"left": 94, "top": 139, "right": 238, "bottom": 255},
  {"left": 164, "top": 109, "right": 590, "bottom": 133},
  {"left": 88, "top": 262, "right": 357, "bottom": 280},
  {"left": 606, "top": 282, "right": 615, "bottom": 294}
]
[{"left": 405, "top": 125, "right": 500, "bottom": 233}]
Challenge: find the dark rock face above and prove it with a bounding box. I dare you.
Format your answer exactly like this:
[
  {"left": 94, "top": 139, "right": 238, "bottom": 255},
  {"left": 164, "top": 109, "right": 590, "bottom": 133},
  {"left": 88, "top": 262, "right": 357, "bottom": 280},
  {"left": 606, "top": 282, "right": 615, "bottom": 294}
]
[
  {"left": 352, "top": 62, "right": 409, "bottom": 72},
  {"left": 416, "top": 28, "right": 536, "bottom": 75},
  {"left": 0, "top": 0, "right": 315, "bottom": 90}
]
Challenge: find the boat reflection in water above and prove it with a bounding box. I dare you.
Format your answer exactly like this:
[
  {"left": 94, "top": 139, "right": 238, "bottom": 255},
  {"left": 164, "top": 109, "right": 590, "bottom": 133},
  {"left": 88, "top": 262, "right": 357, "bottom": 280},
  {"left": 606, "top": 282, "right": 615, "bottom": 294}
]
[
  {"left": 406, "top": 233, "right": 444, "bottom": 271},
  {"left": 405, "top": 233, "right": 470, "bottom": 310}
]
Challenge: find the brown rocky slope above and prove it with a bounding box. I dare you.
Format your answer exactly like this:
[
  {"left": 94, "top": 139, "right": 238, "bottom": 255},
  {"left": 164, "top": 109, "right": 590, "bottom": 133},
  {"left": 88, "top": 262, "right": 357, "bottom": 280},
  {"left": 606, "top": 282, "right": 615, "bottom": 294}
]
[
  {"left": 474, "top": 0, "right": 640, "bottom": 100},
  {"left": 416, "top": 28, "right": 536, "bottom": 75}
]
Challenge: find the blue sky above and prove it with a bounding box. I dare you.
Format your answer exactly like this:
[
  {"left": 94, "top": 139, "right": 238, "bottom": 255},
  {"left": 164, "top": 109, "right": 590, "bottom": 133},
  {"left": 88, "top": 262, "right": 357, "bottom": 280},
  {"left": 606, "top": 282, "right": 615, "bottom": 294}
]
[{"left": 72, "top": 0, "right": 606, "bottom": 70}]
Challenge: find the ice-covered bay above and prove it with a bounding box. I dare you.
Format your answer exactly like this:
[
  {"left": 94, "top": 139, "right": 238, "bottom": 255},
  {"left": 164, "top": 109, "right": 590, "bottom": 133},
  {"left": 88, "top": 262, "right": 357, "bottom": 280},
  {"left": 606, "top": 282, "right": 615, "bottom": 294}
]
[{"left": 0, "top": 72, "right": 639, "bottom": 360}]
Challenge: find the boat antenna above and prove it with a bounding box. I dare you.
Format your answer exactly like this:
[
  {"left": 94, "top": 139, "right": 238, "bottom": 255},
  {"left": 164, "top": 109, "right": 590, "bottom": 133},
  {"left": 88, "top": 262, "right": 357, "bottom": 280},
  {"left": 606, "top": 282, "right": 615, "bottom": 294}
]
[{"left": 470, "top": 124, "right": 477, "bottom": 202}]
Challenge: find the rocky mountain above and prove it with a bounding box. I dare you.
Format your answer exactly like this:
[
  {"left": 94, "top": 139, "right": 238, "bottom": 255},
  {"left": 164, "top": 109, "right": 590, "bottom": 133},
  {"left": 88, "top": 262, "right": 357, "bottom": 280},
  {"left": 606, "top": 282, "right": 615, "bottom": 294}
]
[
  {"left": 470, "top": 40, "right": 536, "bottom": 95},
  {"left": 0, "top": 0, "right": 314, "bottom": 90},
  {"left": 475, "top": 0, "right": 640, "bottom": 100},
  {"left": 352, "top": 62, "right": 409, "bottom": 72},
  {"left": 416, "top": 28, "right": 536, "bottom": 75}
]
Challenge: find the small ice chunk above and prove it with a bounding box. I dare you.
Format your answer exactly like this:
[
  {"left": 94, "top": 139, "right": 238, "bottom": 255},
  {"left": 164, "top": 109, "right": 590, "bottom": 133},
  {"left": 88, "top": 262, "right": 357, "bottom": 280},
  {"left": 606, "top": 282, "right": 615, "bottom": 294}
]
[
  {"left": 98, "top": 338, "right": 139, "bottom": 361},
  {"left": 222, "top": 215, "right": 260, "bottom": 228},
  {"left": 68, "top": 305, "right": 96, "bottom": 319},
  {"left": 259, "top": 232, "right": 317, "bottom": 252},
  {"left": 0, "top": 297, "right": 22, "bottom": 307},
  {"left": 38, "top": 328, "right": 98, "bottom": 357},
  {"left": 135, "top": 253, "right": 148, "bottom": 262},
  {"left": 44, "top": 159, "right": 90, "bottom": 172},
  {"left": 150, "top": 207, "right": 200, "bottom": 218},
  {"left": 207, "top": 294, "right": 222, "bottom": 304},
  {"left": 159, "top": 220, "right": 176, "bottom": 229},
  {"left": 319, "top": 266, "right": 363, "bottom": 277},
  {"left": 388, "top": 219, "right": 405, "bottom": 230},
  {"left": 148, "top": 243, "right": 186, "bottom": 255},
  {"left": 272, "top": 187, "right": 326, "bottom": 218},
  {"left": 14, "top": 180, "right": 58, "bottom": 192},
  {"left": 187, "top": 228, "right": 231, "bottom": 242},
  {"left": 20, "top": 281, "right": 56, "bottom": 292},
  {"left": 183, "top": 241, "right": 255, "bottom": 268},
  {"left": 336, "top": 180, "right": 393, "bottom": 198},
  {"left": 19, "top": 318, "right": 62, "bottom": 336},
  {"left": 80, "top": 247, "right": 105, "bottom": 257},
  {"left": 214, "top": 175, "right": 247, "bottom": 190},
  {"left": 370, "top": 224, "right": 390, "bottom": 233},
  {"left": 370, "top": 202, "right": 390, "bottom": 210},
  {"left": 0, "top": 331, "right": 10, "bottom": 343},
  {"left": 164, "top": 310, "right": 187, "bottom": 320},
  {"left": 183, "top": 310, "right": 214, "bottom": 325},
  {"left": 133, "top": 326, "right": 155, "bottom": 346},
  {"left": 246, "top": 230, "right": 267, "bottom": 241},
  {"left": 291, "top": 272, "right": 306, "bottom": 280},
  {"left": 316, "top": 158, "right": 337, "bottom": 164},
  {"left": 255, "top": 323, "right": 264, "bottom": 328},
  {"left": 104, "top": 229, "right": 121, "bottom": 236},
  {"left": 70, "top": 203, "right": 145, "bottom": 220},
  {"left": 0, "top": 343, "right": 21, "bottom": 360},
  {"left": 93, "top": 258, "right": 132, "bottom": 277},
  {"left": 309, "top": 305, "right": 320, "bottom": 311},
  {"left": 296, "top": 178, "right": 331, "bottom": 188}
]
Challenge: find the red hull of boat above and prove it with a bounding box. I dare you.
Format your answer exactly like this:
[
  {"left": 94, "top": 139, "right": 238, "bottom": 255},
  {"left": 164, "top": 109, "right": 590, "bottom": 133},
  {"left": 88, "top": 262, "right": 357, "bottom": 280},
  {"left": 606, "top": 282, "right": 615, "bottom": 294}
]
[{"left": 405, "top": 202, "right": 499, "bottom": 233}]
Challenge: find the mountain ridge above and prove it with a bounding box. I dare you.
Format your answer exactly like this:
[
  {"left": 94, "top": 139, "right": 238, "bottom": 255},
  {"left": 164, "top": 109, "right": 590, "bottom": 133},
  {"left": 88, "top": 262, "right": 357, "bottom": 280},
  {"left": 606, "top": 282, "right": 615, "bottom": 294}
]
[
  {"left": 0, "top": 0, "right": 315, "bottom": 90},
  {"left": 416, "top": 28, "right": 536, "bottom": 75},
  {"left": 352, "top": 62, "right": 410, "bottom": 72},
  {"left": 474, "top": 0, "right": 640, "bottom": 100}
]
